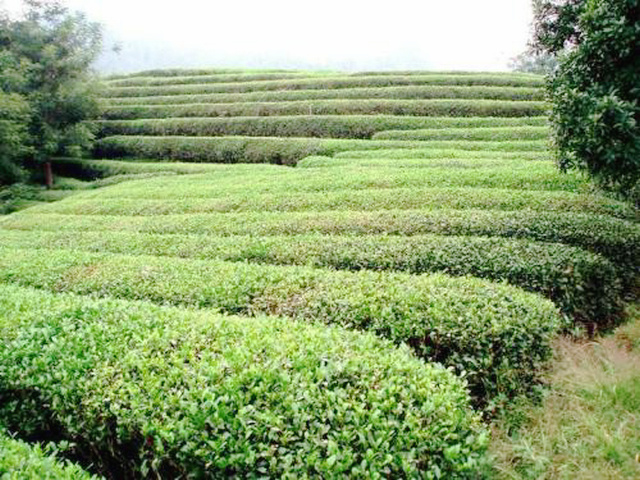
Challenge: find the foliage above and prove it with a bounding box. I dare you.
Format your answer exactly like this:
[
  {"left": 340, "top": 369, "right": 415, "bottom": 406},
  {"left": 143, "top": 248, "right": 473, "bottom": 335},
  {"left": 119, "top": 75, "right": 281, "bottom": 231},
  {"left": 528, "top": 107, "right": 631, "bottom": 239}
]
[
  {"left": 101, "top": 98, "right": 548, "bottom": 120},
  {"left": 97, "top": 115, "right": 548, "bottom": 140},
  {"left": 0, "top": 0, "right": 103, "bottom": 185},
  {"left": 0, "top": 285, "right": 488, "bottom": 477},
  {"left": 0, "top": 430, "right": 98, "bottom": 479},
  {"left": 103, "top": 73, "right": 545, "bottom": 97},
  {"left": 373, "top": 126, "right": 549, "bottom": 141},
  {"left": 532, "top": 0, "right": 640, "bottom": 198},
  {"left": 0, "top": 246, "right": 561, "bottom": 405},
  {"left": 0, "top": 229, "right": 624, "bottom": 326},
  {"left": 104, "top": 85, "right": 545, "bottom": 106},
  {"left": 95, "top": 135, "right": 549, "bottom": 164},
  {"left": 0, "top": 92, "right": 30, "bottom": 184}
]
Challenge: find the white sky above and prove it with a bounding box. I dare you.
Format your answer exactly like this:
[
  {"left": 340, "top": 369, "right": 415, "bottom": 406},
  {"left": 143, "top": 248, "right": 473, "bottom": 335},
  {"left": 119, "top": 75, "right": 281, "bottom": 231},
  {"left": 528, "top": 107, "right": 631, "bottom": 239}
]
[{"left": 2, "top": 0, "right": 534, "bottom": 73}]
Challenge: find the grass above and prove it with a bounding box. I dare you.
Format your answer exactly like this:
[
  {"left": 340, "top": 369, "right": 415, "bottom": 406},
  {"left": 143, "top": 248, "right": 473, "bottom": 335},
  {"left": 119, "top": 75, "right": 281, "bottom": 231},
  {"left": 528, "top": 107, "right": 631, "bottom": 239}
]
[{"left": 489, "top": 303, "right": 640, "bottom": 479}]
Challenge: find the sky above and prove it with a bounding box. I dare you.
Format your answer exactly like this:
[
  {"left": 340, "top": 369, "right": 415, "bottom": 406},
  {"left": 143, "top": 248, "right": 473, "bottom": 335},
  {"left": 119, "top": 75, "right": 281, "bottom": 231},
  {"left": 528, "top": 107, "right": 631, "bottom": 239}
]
[{"left": 1, "top": 0, "right": 535, "bottom": 73}]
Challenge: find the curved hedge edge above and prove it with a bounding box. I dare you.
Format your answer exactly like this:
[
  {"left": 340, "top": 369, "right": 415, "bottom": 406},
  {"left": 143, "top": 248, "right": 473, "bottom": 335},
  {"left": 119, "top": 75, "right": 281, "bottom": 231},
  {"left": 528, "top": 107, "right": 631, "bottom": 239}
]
[
  {"left": 0, "top": 246, "right": 562, "bottom": 407},
  {"left": 0, "top": 230, "right": 621, "bottom": 328},
  {"left": 0, "top": 284, "right": 488, "bottom": 478}
]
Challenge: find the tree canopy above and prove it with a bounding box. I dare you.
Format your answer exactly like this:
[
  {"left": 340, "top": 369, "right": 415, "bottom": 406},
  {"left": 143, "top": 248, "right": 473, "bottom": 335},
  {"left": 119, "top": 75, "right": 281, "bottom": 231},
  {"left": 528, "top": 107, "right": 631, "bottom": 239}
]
[
  {"left": 0, "top": 0, "right": 102, "bottom": 187},
  {"left": 532, "top": 0, "right": 640, "bottom": 201}
]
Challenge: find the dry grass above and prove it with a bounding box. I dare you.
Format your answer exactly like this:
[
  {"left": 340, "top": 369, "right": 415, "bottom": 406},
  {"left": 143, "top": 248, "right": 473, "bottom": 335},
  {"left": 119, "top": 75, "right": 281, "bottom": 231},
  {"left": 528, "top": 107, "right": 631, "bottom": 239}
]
[{"left": 488, "top": 303, "right": 640, "bottom": 479}]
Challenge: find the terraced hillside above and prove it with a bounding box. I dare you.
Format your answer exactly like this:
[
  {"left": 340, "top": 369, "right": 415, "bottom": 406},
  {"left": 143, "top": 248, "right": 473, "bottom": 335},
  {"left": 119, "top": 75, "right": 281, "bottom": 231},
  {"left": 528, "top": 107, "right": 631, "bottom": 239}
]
[{"left": 1, "top": 69, "right": 638, "bottom": 478}]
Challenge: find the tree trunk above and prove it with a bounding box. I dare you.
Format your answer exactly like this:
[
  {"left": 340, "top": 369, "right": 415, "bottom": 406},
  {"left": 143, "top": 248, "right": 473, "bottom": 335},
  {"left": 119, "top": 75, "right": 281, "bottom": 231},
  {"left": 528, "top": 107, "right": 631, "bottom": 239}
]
[{"left": 44, "top": 161, "right": 53, "bottom": 189}]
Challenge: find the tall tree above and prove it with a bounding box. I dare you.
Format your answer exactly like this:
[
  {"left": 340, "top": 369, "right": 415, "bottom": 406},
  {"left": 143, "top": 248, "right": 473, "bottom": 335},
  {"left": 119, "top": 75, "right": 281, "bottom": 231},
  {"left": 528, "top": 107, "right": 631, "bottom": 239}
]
[
  {"left": 531, "top": 0, "right": 640, "bottom": 201},
  {"left": 0, "top": 0, "right": 102, "bottom": 187}
]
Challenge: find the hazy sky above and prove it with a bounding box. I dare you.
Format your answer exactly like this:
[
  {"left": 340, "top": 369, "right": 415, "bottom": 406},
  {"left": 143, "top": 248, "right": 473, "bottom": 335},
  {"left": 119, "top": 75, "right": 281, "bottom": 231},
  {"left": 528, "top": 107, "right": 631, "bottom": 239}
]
[{"left": 2, "top": 0, "right": 535, "bottom": 73}]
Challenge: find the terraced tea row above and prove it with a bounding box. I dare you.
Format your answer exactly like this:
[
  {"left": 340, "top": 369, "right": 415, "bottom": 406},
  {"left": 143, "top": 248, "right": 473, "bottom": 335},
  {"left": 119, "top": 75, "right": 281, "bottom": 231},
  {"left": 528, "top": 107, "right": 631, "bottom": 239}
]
[
  {"left": 104, "top": 85, "right": 546, "bottom": 105},
  {"left": 6, "top": 210, "right": 635, "bottom": 278},
  {"left": 0, "top": 246, "right": 560, "bottom": 404},
  {"left": 103, "top": 73, "right": 545, "bottom": 97},
  {"left": 98, "top": 117, "right": 549, "bottom": 140},
  {"left": 0, "top": 284, "right": 486, "bottom": 478},
  {"left": 95, "top": 136, "right": 550, "bottom": 164},
  {"left": 102, "top": 99, "right": 547, "bottom": 120},
  {"left": 0, "top": 230, "right": 621, "bottom": 325}
]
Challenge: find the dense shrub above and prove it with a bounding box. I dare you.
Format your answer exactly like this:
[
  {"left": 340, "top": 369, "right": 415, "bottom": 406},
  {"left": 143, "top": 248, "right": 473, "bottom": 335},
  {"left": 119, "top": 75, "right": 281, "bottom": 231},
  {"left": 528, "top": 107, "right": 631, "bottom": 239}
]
[
  {"left": 31, "top": 186, "right": 633, "bottom": 218},
  {"left": 0, "top": 230, "right": 622, "bottom": 325},
  {"left": 0, "top": 431, "right": 98, "bottom": 479},
  {"left": 103, "top": 73, "right": 545, "bottom": 97},
  {"left": 0, "top": 247, "right": 560, "bottom": 405},
  {"left": 103, "top": 85, "right": 546, "bottom": 105},
  {"left": 0, "top": 284, "right": 487, "bottom": 478},
  {"left": 298, "top": 154, "right": 550, "bottom": 168},
  {"left": 94, "top": 136, "right": 550, "bottom": 165},
  {"left": 98, "top": 116, "right": 548, "bottom": 140},
  {"left": 6, "top": 210, "right": 635, "bottom": 277},
  {"left": 373, "top": 126, "right": 550, "bottom": 142},
  {"left": 333, "top": 148, "right": 550, "bottom": 159},
  {"left": 101, "top": 99, "right": 548, "bottom": 120},
  {"left": 106, "top": 71, "right": 321, "bottom": 87}
]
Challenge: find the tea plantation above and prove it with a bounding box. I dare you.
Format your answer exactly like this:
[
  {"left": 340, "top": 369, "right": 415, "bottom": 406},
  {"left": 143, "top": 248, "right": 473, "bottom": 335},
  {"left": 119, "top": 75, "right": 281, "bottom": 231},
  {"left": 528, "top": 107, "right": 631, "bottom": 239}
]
[{"left": 1, "top": 69, "right": 638, "bottom": 478}]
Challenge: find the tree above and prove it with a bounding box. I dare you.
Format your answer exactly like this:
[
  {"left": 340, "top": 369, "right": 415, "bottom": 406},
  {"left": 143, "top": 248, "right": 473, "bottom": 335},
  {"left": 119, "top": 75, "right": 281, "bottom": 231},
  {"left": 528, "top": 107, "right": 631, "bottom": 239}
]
[
  {"left": 531, "top": 0, "right": 640, "bottom": 201},
  {"left": 0, "top": 0, "right": 102, "bottom": 188}
]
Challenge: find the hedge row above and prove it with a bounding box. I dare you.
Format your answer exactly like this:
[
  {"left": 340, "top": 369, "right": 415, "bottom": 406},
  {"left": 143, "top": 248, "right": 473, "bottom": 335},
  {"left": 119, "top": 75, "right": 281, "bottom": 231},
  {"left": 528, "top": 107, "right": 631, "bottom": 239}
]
[
  {"left": 298, "top": 154, "right": 551, "bottom": 168},
  {"left": 334, "top": 147, "right": 551, "bottom": 159},
  {"left": 0, "top": 247, "right": 560, "bottom": 406},
  {"left": 105, "top": 68, "right": 297, "bottom": 80},
  {"left": 103, "top": 85, "right": 546, "bottom": 105},
  {"left": 106, "top": 71, "right": 326, "bottom": 87},
  {"left": 102, "top": 99, "right": 549, "bottom": 120},
  {"left": 373, "top": 126, "right": 550, "bottom": 142},
  {"left": 94, "top": 136, "right": 550, "bottom": 165},
  {"left": 98, "top": 115, "right": 549, "bottom": 140},
  {"left": 0, "top": 230, "right": 622, "bottom": 325},
  {"left": 0, "top": 430, "right": 98, "bottom": 479},
  {"left": 76, "top": 163, "right": 584, "bottom": 200},
  {"left": 103, "top": 75, "right": 546, "bottom": 98},
  {"left": 0, "top": 284, "right": 487, "bottom": 478},
  {"left": 6, "top": 210, "right": 636, "bottom": 276},
  {"left": 31, "top": 186, "right": 633, "bottom": 219}
]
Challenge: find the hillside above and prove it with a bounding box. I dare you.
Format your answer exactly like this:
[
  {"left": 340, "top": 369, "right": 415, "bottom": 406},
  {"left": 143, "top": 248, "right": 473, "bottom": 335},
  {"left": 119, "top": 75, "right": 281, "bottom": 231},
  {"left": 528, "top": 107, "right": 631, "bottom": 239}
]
[{"left": 1, "top": 69, "right": 638, "bottom": 478}]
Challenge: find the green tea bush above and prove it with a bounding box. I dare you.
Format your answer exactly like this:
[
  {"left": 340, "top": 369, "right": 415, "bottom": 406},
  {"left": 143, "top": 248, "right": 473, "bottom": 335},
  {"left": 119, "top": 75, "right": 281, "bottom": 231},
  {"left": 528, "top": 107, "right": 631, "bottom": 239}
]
[
  {"left": 298, "top": 154, "right": 550, "bottom": 168},
  {"left": 333, "top": 148, "right": 550, "bottom": 159},
  {"left": 98, "top": 116, "right": 548, "bottom": 140},
  {"left": 0, "top": 431, "right": 97, "bottom": 479},
  {"left": 103, "top": 85, "right": 546, "bottom": 105},
  {"left": 0, "top": 284, "right": 487, "bottom": 478},
  {"left": 7, "top": 210, "right": 635, "bottom": 277},
  {"left": 105, "top": 68, "right": 294, "bottom": 80},
  {"left": 0, "top": 230, "right": 622, "bottom": 325},
  {"left": 373, "top": 126, "right": 550, "bottom": 142},
  {"left": 106, "top": 71, "right": 320, "bottom": 87},
  {"left": 102, "top": 99, "right": 548, "bottom": 120},
  {"left": 103, "top": 73, "right": 545, "bottom": 97},
  {"left": 31, "top": 186, "right": 634, "bottom": 219},
  {"left": 94, "top": 136, "right": 549, "bottom": 164},
  {"left": 0, "top": 247, "right": 560, "bottom": 404}
]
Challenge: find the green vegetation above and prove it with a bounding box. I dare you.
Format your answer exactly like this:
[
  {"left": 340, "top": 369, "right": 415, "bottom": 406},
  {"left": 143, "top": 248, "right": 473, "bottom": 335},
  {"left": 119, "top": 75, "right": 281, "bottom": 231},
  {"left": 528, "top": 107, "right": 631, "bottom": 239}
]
[
  {"left": 0, "top": 1, "right": 103, "bottom": 188},
  {"left": 0, "top": 430, "right": 98, "bottom": 479},
  {"left": 533, "top": 0, "right": 640, "bottom": 198},
  {"left": 103, "top": 73, "right": 545, "bottom": 97},
  {"left": 0, "top": 284, "right": 487, "bottom": 478},
  {"left": 97, "top": 115, "right": 548, "bottom": 139},
  {"left": 95, "top": 136, "right": 549, "bottom": 164},
  {"left": 2, "top": 63, "right": 638, "bottom": 478},
  {"left": 373, "top": 126, "right": 549, "bottom": 141},
  {"left": 490, "top": 305, "right": 640, "bottom": 479},
  {"left": 101, "top": 99, "right": 547, "bottom": 119},
  {"left": 104, "top": 85, "right": 546, "bottom": 105},
  {"left": 0, "top": 246, "right": 560, "bottom": 405},
  {"left": 0, "top": 230, "right": 622, "bottom": 325}
]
